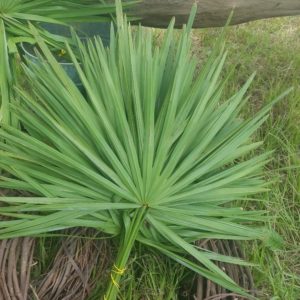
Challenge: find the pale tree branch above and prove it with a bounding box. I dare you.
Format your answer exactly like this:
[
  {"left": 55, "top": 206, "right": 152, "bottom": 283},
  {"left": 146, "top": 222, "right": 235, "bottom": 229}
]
[{"left": 134, "top": 0, "right": 300, "bottom": 28}]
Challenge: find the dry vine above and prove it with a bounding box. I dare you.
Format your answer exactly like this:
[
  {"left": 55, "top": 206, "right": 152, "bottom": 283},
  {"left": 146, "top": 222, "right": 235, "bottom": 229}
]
[
  {"left": 195, "top": 240, "right": 256, "bottom": 300},
  {"left": 31, "top": 229, "right": 112, "bottom": 300},
  {"left": 0, "top": 237, "right": 35, "bottom": 300}
]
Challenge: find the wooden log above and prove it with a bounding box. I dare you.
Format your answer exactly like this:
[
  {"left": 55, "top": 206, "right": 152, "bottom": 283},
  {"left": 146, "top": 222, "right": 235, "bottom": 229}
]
[{"left": 134, "top": 0, "right": 300, "bottom": 28}]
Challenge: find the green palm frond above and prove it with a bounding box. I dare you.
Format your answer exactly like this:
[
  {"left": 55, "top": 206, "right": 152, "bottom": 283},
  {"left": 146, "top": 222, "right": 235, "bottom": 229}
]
[
  {"left": 0, "top": 0, "right": 131, "bottom": 22},
  {"left": 0, "top": 3, "right": 287, "bottom": 300},
  {"left": 0, "top": 20, "right": 11, "bottom": 124}
]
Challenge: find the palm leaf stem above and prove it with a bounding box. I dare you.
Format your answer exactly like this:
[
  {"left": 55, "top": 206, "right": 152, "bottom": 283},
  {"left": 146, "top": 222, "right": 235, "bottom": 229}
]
[{"left": 104, "top": 206, "right": 148, "bottom": 300}]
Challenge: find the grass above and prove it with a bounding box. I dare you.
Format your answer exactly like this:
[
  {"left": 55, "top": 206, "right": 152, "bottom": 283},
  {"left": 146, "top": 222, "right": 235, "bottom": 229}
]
[
  {"left": 118, "top": 251, "right": 186, "bottom": 300},
  {"left": 74, "top": 241, "right": 190, "bottom": 300},
  {"left": 188, "top": 16, "right": 300, "bottom": 299}
]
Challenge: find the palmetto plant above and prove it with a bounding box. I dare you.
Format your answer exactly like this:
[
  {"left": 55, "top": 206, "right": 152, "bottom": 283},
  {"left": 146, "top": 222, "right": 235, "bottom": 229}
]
[
  {"left": 0, "top": 3, "right": 287, "bottom": 300},
  {"left": 0, "top": 0, "right": 133, "bottom": 125}
]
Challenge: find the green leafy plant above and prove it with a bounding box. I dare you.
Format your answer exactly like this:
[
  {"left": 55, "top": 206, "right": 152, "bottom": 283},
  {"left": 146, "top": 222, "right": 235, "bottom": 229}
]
[
  {"left": 0, "top": 3, "right": 288, "bottom": 300},
  {"left": 0, "top": 0, "right": 134, "bottom": 125}
]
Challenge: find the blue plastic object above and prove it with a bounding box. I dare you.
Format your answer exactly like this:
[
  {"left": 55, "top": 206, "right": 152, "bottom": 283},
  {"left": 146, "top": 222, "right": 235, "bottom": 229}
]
[{"left": 41, "top": 22, "right": 111, "bottom": 47}]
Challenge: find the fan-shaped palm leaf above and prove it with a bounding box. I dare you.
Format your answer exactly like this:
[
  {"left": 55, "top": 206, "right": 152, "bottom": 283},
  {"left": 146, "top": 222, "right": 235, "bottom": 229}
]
[{"left": 0, "top": 3, "right": 288, "bottom": 300}]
